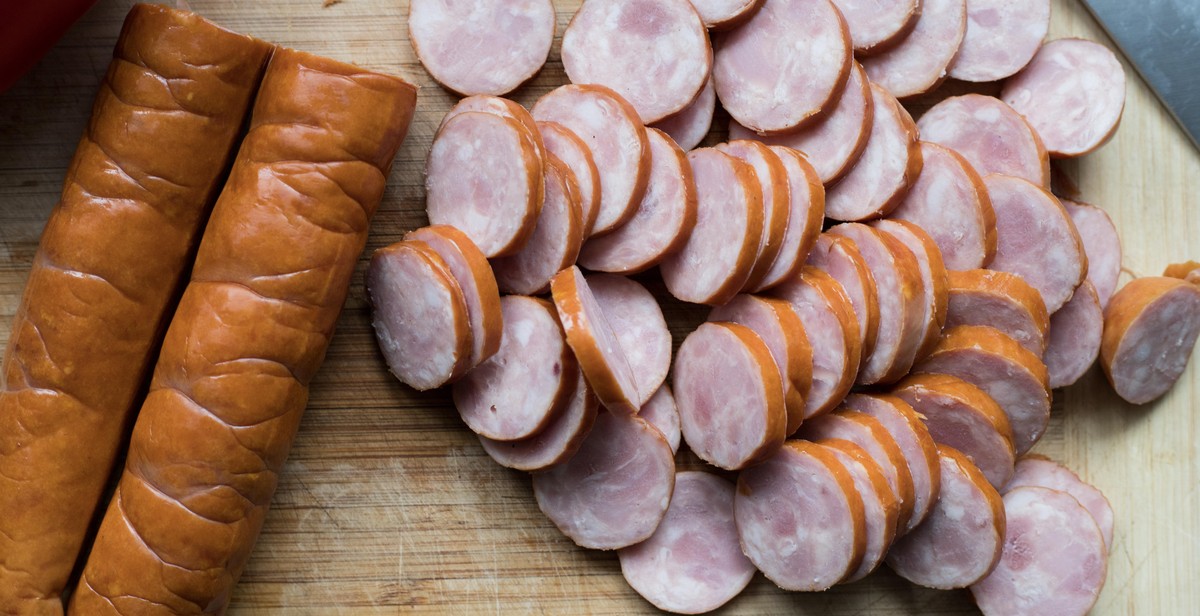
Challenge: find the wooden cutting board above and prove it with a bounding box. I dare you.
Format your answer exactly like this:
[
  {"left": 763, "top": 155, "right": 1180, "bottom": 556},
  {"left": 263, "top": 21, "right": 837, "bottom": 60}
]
[{"left": 0, "top": 0, "right": 1196, "bottom": 613}]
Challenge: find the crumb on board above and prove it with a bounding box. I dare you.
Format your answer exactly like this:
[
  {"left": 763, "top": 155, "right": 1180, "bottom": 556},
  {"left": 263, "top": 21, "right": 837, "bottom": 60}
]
[{"left": 323, "top": 0, "right": 343, "bottom": 7}]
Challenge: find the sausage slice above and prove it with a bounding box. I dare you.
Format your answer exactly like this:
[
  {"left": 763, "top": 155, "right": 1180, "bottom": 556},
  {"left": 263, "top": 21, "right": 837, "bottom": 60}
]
[
  {"left": 753, "top": 146, "right": 825, "bottom": 292},
  {"left": 537, "top": 121, "right": 601, "bottom": 237},
  {"left": 872, "top": 219, "right": 950, "bottom": 362},
  {"left": 651, "top": 76, "right": 715, "bottom": 152},
  {"left": 439, "top": 95, "right": 544, "bottom": 160},
  {"left": 918, "top": 95, "right": 1049, "bottom": 188},
  {"left": 818, "top": 439, "right": 900, "bottom": 583},
  {"left": 1063, "top": 199, "right": 1122, "bottom": 309},
  {"left": 478, "top": 369, "right": 599, "bottom": 472},
  {"left": 1101, "top": 276, "right": 1200, "bottom": 404},
  {"left": 491, "top": 157, "right": 585, "bottom": 295},
  {"left": 861, "top": 0, "right": 967, "bottom": 98},
  {"left": 1044, "top": 281, "right": 1104, "bottom": 389},
  {"left": 1004, "top": 455, "right": 1115, "bottom": 551},
  {"left": 947, "top": 0, "right": 1050, "bottom": 82},
  {"left": 807, "top": 233, "right": 880, "bottom": 358},
  {"left": 715, "top": 140, "right": 791, "bottom": 291},
  {"left": 588, "top": 274, "right": 672, "bottom": 408},
  {"left": 946, "top": 269, "right": 1049, "bottom": 357},
  {"left": 639, "top": 385, "right": 681, "bottom": 455},
  {"left": 690, "top": 0, "right": 764, "bottom": 30},
  {"left": 830, "top": 0, "right": 919, "bottom": 54}
]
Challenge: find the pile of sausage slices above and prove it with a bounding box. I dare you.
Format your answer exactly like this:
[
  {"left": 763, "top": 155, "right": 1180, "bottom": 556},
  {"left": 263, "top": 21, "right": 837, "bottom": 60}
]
[{"left": 372, "top": 0, "right": 1200, "bottom": 614}]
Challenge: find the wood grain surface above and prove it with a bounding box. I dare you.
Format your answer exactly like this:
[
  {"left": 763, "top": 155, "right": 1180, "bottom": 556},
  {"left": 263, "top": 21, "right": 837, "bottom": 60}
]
[{"left": 0, "top": 0, "right": 1197, "bottom": 613}]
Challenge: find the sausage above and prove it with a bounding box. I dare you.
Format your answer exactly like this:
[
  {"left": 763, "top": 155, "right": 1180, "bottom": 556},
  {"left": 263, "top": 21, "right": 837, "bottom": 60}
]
[
  {"left": 68, "top": 48, "right": 417, "bottom": 613},
  {"left": 888, "top": 142, "right": 997, "bottom": 271},
  {"left": 587, "top": 273, "right": 672, "bottom": 408},
  {"left": 618, "top": 472, "right": 755, "bottom": 614},
  {"left": 807, "top": 233, "right": 880, "bottom": 358},
  {"left": 734, "top": 440, "right": 866, "bottom": 591},
  {"left": 1164, "top": 261, "right": 1200, "bottom": 284},
  {"left": 753, "top": 146, "right": 825, "bottom": 291},
  {"left": 946, "top": 269, "right": 1050, "bottom": 357},
  {"left": 454, "top": 296, "right": 576, "bottom": 440},
  {"left": 1044, "top": 281, "right": 1104, "bottom": 389},
  {"left": 818, "top": 439, "right": 900, "bottom": 583},
  {"left": 914, "top": 325, "right": 1051, "bottom": 455},
  {"left": 1004, "top": 454, "right": 1115, "bottom": 551},
  {"left": 893, "top": 373, "right": 1017, "bottom": 489},
  {"left": 829, "top": 0, "right": 919, "bottom": 54},
  {"left": 425, "top": 111, "right": 543, "bottom": 257},
  {"left": 887, "top": 446, "right": 1005, "bottom": 589},
  {"left": 985, "top": 174, "right": 1088, "bottom": 313},
  {"left": 728, "top": 64, "right": 872, "bottom": 189},
  {"left": 660, "top": 147, "right": 763, "bottom": 305},
  {"left": 1001, "top": 38, "right": 1127, "bottom": 158},
  {"left": 824, "top": 84, "right": 922, "bottom": 221},
  {"left": 438, "top": 94, "right": 545, "bottom": 161},
  {"left": 918, "top": 94, "right": 1050, "bottom": 187},
  {"left": 367, "top": 241, "right": 473, "bottom": 390},
  {"left": 491, "top": 156, "right": 585, "bottom": 294},
  {"left": 533, "top": 410, "right": 675, "bottom": 550},
  {"left": 690, "top": 0, "right": 765, "bottom": 30},
  {"left": 403, "top": 225, "right": 503, "bottom": 367},
  {"left": 970, "top": 486, "right": 1108, "bottom": 616},
  {"left": 537, "top": 121, "right": 601, "bottom": 236},
  {"left": 947, "top": 0, "right": 1050, "bottom": 82},
  {"left": 550, "top": 266, "right": 642, "bottom": 414},
  {"left": 861, "top": 0, "right": 968, "bottom": 98},
  {"left": 639, "top": 384, "right": 681, "bottom": 455},
  {"left": 532, "top": 84, "right": 650, "bottom": 234},
  {"left": 562, "top": 0, "right": 710, "bottom": 124},
  {"left": 1101, "top": 276, "right": 1200, "bottom": 404},
  {"left": 578, "top": 128, "right": 698, "bottom": 274},
  {"left": 0, "top": 5, "right": 272, "bottom": 609},
  {"left": 478, "top": 369, "right": 599, "bottom": 472},
  {"left": 408, "top": 0, "right": 554, "bottom": 96},
  {"left": 715, "top": 140, "right": 791, "bottom": 291},
  {"left": 1063, "top": 199, "right": 1122, "bottom": 309},
  {"left": 872, "top": 219, "right": 950, "bottom": 362},
  {"left": 674, "top": 322, "right": 786, "bottom": 470},
  {"left": 712, "top": 0, "right": 851, "bottom": 134},
  {"left": 650, "top": 76, "right": 715, "bottom": 152}
]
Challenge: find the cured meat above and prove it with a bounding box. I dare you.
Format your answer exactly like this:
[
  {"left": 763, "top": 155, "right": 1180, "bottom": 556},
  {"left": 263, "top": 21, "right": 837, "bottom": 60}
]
[
  {"left": 439, "top": 94, "right": 544, "bottom": 160},
  {"left": 425, "top": 111, "right": 543, "bottom": 257},
  {"left": 673, "top": 322, "right": 786, "bottom": 470},
  {"left": 1005, "top": 455, "right": 1114, "bottom": 551},
  {"left": 640, "top": 385, "right": 682, "bottom": 454},
  {"left": 588, "top": 274, "right": 672, "bottom": 408},
  {"left": 492, "top": 157, "right": 584, "bottom": 295},
  {"left": 887, "top": 447, "right": 1005, "bottom": 589},
  {"left": 537, "top": 121, "right": 601, "bottom": 236},
  {"left": 533, "top": 411, "right": 675, "bottom": 550},
  {"left": 918, "top": 95, "right": 1049, "bottom": 187},
  {"left": 888, "top": 142, "right": 997, "bottom": 271},
  {"left": 893, "top": 373, "right": 1017, "bottom": 489},
  {"left": 715, "top": 140, "right": 790, "bottom": 291},
  {"left": 947, "top": 0, "right": 1050, "bottom": 82},
  {"left": 650, "top": 76, "right": 715, "bottom": 151},
  {"left": 807, "top": 233, "right": 880, "bottom": 357},
  {"left": 735, "top": 440, "right": 866, "bottom": 591},
  {"left": 532, "top": 84, "right": 650, "bottom": 234},
  {"left": 479, "top": 369, "right": 599, "bottom": 472},
  {"left": 1044, "top": 281, "right": 1104, "bottom": 389},
  {"left": 1063, "top": 199, "right": 1122, "bottom": 309},
  {"left": 712, "top": 0, "right": 851, "bottom": 134},
  {"left": 754, "top": 146, "right": 824, "bottom": 291},
  {"left": 946, "top": 269, "right": 1049, "bottom": 357},
  {"left": 985, "top": 174, "right": 1087, "bottom": 313},
  {"left": 690, "top": 0, "right": 764, "bottom": 30},
  {"left": 453, "top": 296, "right": 576, "bottom": 440},
  {"left": 368, "top": 241, "right": 473, "bottom": 390},
  {"left": 872, "top": 219, "right": 950, "bottom": 362},
  {"left": 562, "top": 0, "right": 710, "bottom": 123},
  {"left": 824, "top": 84, "right": 922, "bottom": 222},
  {"left": 862, "top": 0, "right": 968, "bottom": 98},
  {"left": 1001, "top": 38, "right": 1127, "bottom": 158},
  {"left": 818, "top": 439, "right": 900, "bottom": 583},
  {"left": 971, "top": 486, "right": 1108, "bottom": 616},
  {"left": 914, "top": 325, "right": 1051, "bottom": 455},
  {"left": 1101, "top": 276, "right": 1200, "bottom": 404},
  {"left": 1164, "top": 261, "right": 1200, "bottom": 284},
  {"left": 660, "top": 147, "right": 763, "bottom": 305},
  {"left": 830, "top": 0, "right": 919, "bottom": 54},
  {"left": 618, "top": 472, "right": 754, "bottom": 614},
  {"left": 408, "top": 0, "right": 555, "bottom": 96}
]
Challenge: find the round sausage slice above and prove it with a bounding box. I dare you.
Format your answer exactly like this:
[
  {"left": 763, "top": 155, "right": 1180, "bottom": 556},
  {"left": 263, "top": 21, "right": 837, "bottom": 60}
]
[
  {"left": 439, "top": 95, "right": 544, "bottom": 160},
  {"left": 492, "top": 157, "right": 585, "bottom": 295},
  {"left": 807, "top": 233, "right": 880, "bottom": 358},
  {"left": 716, "top": 140, "right": 791, "bottom": 291},
  {"left": 754, "top": 146, "right": 825, "bottom": 292},
  {"left": 947, "top": 0, "right": 1050, "bottom": 83},
  {"left": 918, "top": 95, "right": 1049, "bottom": 188},
  {"left": 888, "top": 142, "right": 997, "bottom": 271},
  {"left": 1001, "top": 38, "right": 1126, "bottom": 158},
  {"left": 970, "top": 486, "right": 1108, "bottom": 616},
  {"left": 639, "top": 385, "right": 681, "bottom": 455},
  {"left": 651, "top": 76, "right": 715, "bottom": 152},
  {"left": 946, "top": 269, "right": 1049, "bottom": 357},
  {"left": 479, "top": 369, "right": 599, "bottom": 472},
  {"left": 690, "top": 0, "right": 764, "bottom": 30},
  {"left": 618, "top": 472, "right": 755, "bottom": 614},
  {"left": 533, "top": 411, "right": 675, "bottom": 550},
  {"left": 1164, "top": 261, "right": 1200, "bottom": 284},
  {"left": 861, "top": 0, "right": 967, "bottom": 98},
  {"left": 818, "top": 439, "right": 900, "bottom": 583},
  {"left": 872, "top": 219, "right": 950, "bottom": 362},
  {"left": 735, "top": 440, "right": 866, "bottom": 591},
  {"left": 588, "top": 273, "right": 671, "bottom": 408},
  {"left": 562, "top": 0, "right": 710, "bottom": 124},
  {"left": 1101, "top": 276, "right": 1200, "bottom": 404},
  {"left": 1063, "top": 200, "right": 1122, "bottom": 309},
  {"left": 830, "top": 0, "right": 919, "bottom": 54},
  {"left": 408, "top": 0, "right": 554, "bottom": 96},
  {"left": 1005, "top": 455, "right": 1114, "bottom": 552},
  {"left": 1044, "top": 281, "right": 1104, "bottom": 389},
  {"left": 712, "top": 0, "right": 851, "bottom": 134},
  {"left": 537, "top": 121, "right": 601, "bottom": 236},
  {"left": 887, "top": 446, "right": 1005, "bottom": 589}
]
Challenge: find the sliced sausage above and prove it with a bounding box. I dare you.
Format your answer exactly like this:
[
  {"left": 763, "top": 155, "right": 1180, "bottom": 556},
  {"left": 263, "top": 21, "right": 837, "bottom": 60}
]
[
  {"left": 690, "top": 0, "right": 764, "bottom": 30},
  {"left": 640, "top": 384, "right": 681, "bottom": 455},
  {"left": 551, "top": 266, "right": 641, "bottom": 414},
  {"left": 588, "top": 273, "right": 672, "bottom": 408},
  {"left": 818, "top": 439, "right": 900, "bottom": 583},
  {"left": 1001, "top": 38, "right": 1126, "bottom": 158},
  {"left": 830, "top": 0, "right": 919, "bottom": 54},
  {"left": 562, "top": 0, "right": 710, "bottom": 124},
  {"left": 425, "top": 111, "right": 543, "bottom": 257},
  {"left": 453, "top": 296, "right": 575, "bottom": 440},
  {"left": 918, "top": 94, "right": 1050, "bottom": 188},
  {"left": 1005, "top": 454, "right": 1114, "bottom": 551},
  {"left": 532, "top": 84, "right": 650, "bottom": 234},
  {"left": 618, "top": 472, "right": 755, "bottom": 614},
  {"left": 1063, "top": 199, "right": 1122, "bottom": 309},
  {"left": 439, "top": 94, "right": 544, "bottom": 160},
  {"left": 887, "top": 446, "right": 1005, "bottom": 589},
  {"left": 970, "top": 486, "right": 1108, "bottom": 616},
  {"left": 533, "top": 411, "right": 675, "bottom": 550},
  {"left": 893, "top": 373, "right": 1017, "bottom": 489},
  {"left": 367, "top": 241, "right": 472, "bottom": 390},
  {"left": 408, "top": 0, "right": 554, "bottom": 96},
  {"left": 734, "top": 440, "right": 866, "bottom": 591},
  {"left": 492, "top": 157, "right": 585, "bottom": 295},
  {"left": 985, "top": 174, "right": 1087, "bottom": 313},
  {"left": 1164, "top": 261, "right": 1200, "bottom": 284},
  {"left": 1101, "top": 276, "right": 1200, "bottom": 404},
  {"left": 674, "top": 322, "right": 787, "bottom": 470},
  {"left": 947, "top": 0, "right": 1050, "bottom": 82},
  {"left": 946, "top": 269, "right": 1049, "bottom": 357},
  {"left": 824, "top": 84, "right": 922, "bottom": 222},
  {"left": 537, "top": 121, "right": 601, "bottom": 236},
  {"left": 861, "top": 0, "right": 968, "bottom": 98},
  {"left": 914, "top": 325, "right": 1051, "bottom": 455},
  {"left": 712, "top": 0, "right": 851, "bottom": 134},
  {"left": 660, "top": 147, "right": 763, "bottom": 305},
  {"left": 715, "top": 140, "right": 790, "bottom": 291},
  {"left": 752, "top": 147, "right": 825, "bottom": 291},
  {"left": 1045, "top": 281, "right": 1104, "bottom": 389},
  {"left": 888, "top": 142, "right": 997, "bottom": 271},
  {"left": 807, "top": 233, "right": 880, "bottom": 358},
  {"left": 479, "top": 369, "right": 599, "bottom": 471},
  {"left": 872, "top": 219, "right": 950, "bottom": 362},
  {"left": 651, "top": 75, "right": 715, "bottom": 152}
]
